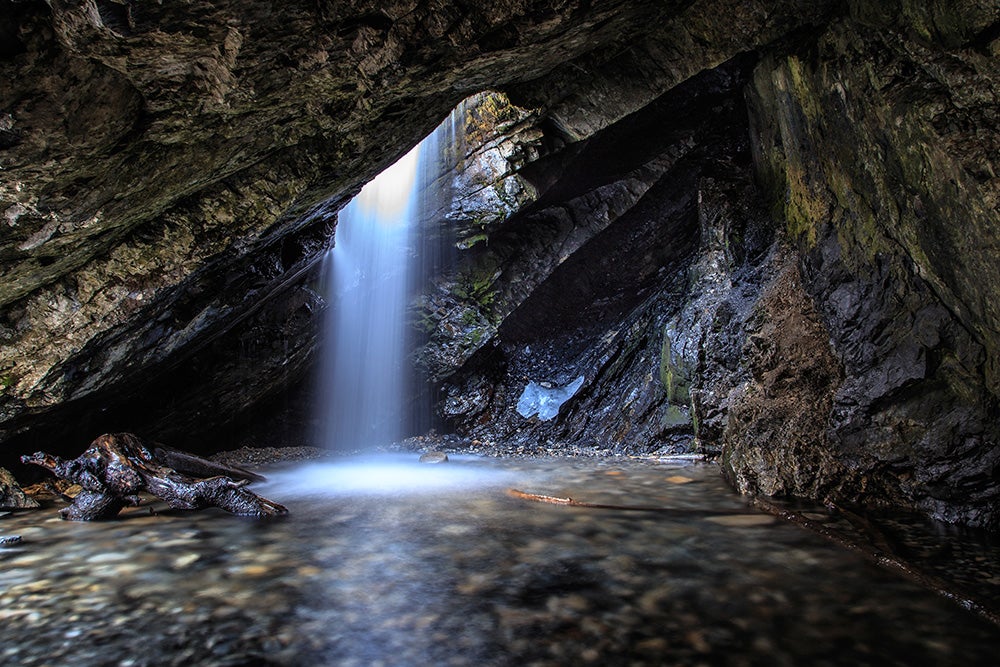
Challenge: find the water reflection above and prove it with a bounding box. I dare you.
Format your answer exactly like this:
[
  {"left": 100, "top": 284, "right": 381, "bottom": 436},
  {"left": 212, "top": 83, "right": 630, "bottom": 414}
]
[{"left": 1, "top": 457, "right": 998, "bottom": 666}]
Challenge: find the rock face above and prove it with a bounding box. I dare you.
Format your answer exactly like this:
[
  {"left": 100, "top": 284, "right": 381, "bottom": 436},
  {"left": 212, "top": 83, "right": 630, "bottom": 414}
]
[
  {"left": 743, "top": 4, "right": 1000, "bottom": 527},
  {"left": 439, "top": 58, "right": 762, "bottom": 454},
  {"left": 424, "top": 3, "right": 1000, "bottom": 528},
  {"left": 1, "top": 1, "right": 999, "bottom": 527},
  {"left": 0, "top": 466, "right": 38, "bottom": 509}
]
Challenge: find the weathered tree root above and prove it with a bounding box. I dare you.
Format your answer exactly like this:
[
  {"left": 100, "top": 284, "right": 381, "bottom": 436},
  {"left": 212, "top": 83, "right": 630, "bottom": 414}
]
[
  {"left": 507, "top": 487, "right": 1000, "bottom": 629},
  {"left": 22, "top": 433, "right": 287, "bottom": 520}
]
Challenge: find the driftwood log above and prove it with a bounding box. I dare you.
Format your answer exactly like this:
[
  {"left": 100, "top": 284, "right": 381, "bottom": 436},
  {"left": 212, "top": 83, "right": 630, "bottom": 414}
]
[{"left": 21, "top": 433, "right": 287, "bottom": 520}]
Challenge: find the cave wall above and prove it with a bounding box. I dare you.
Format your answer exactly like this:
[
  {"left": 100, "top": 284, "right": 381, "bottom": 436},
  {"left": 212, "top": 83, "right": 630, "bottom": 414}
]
[
  {"left": 1, "top": 1, "right": 998, "bottom": 527},
  {"left": 436, "top": 58, "right": 767, "bottom": 453},
  {"left": 0, "top": 0, "right": 832, "bottom": 455},
  {"left": 426, "top": 4, "right": 1000, "bottom": 528},
  {"left": 739, "top": 4, "right": 1000, "bottom": 526}
]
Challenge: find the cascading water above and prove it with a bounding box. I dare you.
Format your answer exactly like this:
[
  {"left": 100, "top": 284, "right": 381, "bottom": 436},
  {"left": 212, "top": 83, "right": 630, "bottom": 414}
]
[
  {"left": 318, "top": 104, "right": 465, "bottom": 453},
  {"left": 319, "top": 147, "right": 420, "bottom": 453}
]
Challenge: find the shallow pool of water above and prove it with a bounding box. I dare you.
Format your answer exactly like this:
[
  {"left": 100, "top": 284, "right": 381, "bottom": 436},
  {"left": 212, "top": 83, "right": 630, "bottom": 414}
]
[{"left": 1, "top": 456, "right": 997, "bottom": 666}]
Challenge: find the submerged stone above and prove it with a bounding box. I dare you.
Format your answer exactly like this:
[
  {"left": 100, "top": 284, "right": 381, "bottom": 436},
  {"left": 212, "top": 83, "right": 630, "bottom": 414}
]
[{"left": 418, "top": 452, "right": 449, "bottom": 464}]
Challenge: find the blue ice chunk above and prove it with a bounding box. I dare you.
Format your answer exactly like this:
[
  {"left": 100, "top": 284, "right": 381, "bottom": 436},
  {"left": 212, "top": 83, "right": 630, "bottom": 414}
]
[{"left": 516, "top": 376, "right": 585, "bottom": 421}]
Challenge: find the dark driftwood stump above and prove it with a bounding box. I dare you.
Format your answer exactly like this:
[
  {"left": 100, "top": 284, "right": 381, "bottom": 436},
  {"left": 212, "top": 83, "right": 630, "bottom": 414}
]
[{"left": 22, "top": 433, "right": 287, "bottom": 520}]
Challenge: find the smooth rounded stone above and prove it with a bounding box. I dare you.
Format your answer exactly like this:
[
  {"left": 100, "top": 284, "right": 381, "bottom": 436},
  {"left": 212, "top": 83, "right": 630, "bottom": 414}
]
[
  {"left": 665, "top": 475, "right": 695, "bottom": 484},
  {"left": 85, "top": 551, "right": 130, "bottom": 564},
  {"left": 172, "top": 553, "right": 201, "bottom": 569},
  {"left": 546, "top": 593, "right": 590, "bottom": 614},
  {"left": 456, "top": 572, "right": 497, "bottom": 596},
  {"left": 233, "top": 564, "right": 271, "bottom": 577},
  {"left": 419, "top": 451, "right": 449, "bottom": 464},
  {"left": 151, "top": 537, "right": 199, "bottom": 549},
  {"left": 635, "top": 637, "right": 669, "bottom": 653}
]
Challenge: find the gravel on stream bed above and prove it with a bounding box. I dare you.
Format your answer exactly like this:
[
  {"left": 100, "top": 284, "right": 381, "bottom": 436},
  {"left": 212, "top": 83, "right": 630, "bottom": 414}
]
[{"left": 2, "top": 446, "right": 998, "bottom": 666}]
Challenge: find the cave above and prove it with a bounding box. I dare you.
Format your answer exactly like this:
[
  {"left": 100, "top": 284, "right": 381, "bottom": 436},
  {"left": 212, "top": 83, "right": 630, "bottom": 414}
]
[{"left": 1, "top": 1, "right": 999, "bottom": 664}]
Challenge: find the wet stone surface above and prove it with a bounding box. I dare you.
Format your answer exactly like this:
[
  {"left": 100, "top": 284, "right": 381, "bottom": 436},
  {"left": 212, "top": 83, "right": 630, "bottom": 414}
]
[{"left": 1, "top": 456, "right": 998, "bottom": 666}]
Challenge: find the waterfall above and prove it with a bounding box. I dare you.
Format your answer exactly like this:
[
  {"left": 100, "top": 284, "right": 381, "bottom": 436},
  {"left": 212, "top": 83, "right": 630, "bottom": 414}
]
[{"left": 319, "top": 103, "right": 466, "bottom": 452}]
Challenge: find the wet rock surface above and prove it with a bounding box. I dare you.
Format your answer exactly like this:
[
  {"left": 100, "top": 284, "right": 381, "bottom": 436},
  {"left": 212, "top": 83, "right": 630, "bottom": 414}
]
[
  {"left": 0, "top": 0, "right": 832, "bottom": 454},
  {"left": 438, "top": 58, "right": 760, "bottom": 455},
  {"left": 1, "top": 456, "right": 998, "bottom": 666},
  {"left": 426, "top": 5, "right": 1000, "bottom": 529},
  {"left": 1, "top": 0, "right": 999, "bottom": 532},
  {"left": 743, "top": 7, "right": 1000, "bottom": 526},
  {"left": 0, "top": 466, "right": 38, "bottom": 509}
]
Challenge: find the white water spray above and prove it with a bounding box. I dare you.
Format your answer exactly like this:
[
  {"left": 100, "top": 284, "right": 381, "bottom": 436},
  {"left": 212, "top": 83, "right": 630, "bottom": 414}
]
[{"left": 319, "top": 103, "right": 467, "bottom": 453}]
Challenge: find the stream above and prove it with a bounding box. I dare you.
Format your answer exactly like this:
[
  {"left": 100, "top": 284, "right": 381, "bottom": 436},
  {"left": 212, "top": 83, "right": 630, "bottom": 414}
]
[{"left": 1, "top": 455, "right": 998, "bottom": 666}]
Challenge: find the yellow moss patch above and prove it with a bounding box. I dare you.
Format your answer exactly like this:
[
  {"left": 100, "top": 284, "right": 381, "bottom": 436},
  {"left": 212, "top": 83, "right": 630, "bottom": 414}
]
[
  {"left": 786, "top": 56, "right": 821, "bottom": 121},
  {"left": 784, "top": 161, "right": 827, "bottom": 247}
]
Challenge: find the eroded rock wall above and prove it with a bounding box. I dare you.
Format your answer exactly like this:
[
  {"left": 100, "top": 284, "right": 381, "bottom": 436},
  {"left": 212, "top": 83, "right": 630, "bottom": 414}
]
[
  {"left": 2, "top": 1, "right": 998, "bottom": 528},
  {"left": 435, "top": 59, "right": 761, "bottom": 453},
  {"left": 0, "top": 0, "right": 839, "bottom": 455},
  {"left": 741, "top": 5, "right": 1000, "bottom": 526},
  {"left": 429, "top": 4, "right": 1000, "bottom": 528},
  {"left": 4, "top": 0, "right": 813, "bottom": 452}
]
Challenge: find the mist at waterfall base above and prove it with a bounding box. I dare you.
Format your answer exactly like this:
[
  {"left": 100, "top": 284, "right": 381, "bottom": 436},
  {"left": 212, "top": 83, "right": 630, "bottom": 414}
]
[{"left": 304, "top": 104, "right": 482, "bottom": 494}]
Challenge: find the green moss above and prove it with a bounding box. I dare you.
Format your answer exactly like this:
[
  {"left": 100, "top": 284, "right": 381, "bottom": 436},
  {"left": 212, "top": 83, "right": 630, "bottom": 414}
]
[
  {"left": 461, "top": 309, "right": 478, "bottom": 326},
  {"left": 417, "top": 313, "right": 437, "bottom": 334},
  {"left": 786, "top": 56, "right": 821, "bottom": 122},
  {"left": 452, "top": 261, "right": 501, "bottom": 318},
  {"left": 464, "top": 91, "right": 526, "bottom": 146},
  {"left": 690, "top": 398, "right": 700, "bottom": 438},
  {"left": 659, "top": 330, "right": 690, "bottom": 405},
  {"left": 456, "top": 232, "right": 489, "bottom": 250},
  {"left": 661, "top": 405, "right": 689, "bottom": 428},
  {"left": 659, "top": 334, "right": 671, "bottom": 390},
  {"left": 783, "top": 161, "right": 825, "bottom": 247},
  {"left": 0, "top": 374, "right": 15, "bottom": 393}
]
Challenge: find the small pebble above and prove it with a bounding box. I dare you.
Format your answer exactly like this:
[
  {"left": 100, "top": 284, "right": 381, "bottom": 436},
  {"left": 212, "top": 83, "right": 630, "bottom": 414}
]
[
  {"left": 173, "top": 553, "right": 201, "bottom": 569},
  {"left": 665, "top": 475, "right": 694, "bottom": 484},
  {"left": 418, "top": 451, "right": 448, "bottom": 464}
]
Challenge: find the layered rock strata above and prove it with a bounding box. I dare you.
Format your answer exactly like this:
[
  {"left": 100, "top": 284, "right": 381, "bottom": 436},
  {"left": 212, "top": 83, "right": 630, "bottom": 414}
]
[{"left": 1, "top": 1, "right": 998, "bottom": 528}]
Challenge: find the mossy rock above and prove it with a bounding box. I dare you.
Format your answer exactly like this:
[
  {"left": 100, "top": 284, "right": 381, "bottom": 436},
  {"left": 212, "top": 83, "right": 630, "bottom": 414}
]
[{"left": 659, "top": 330, "right": 691, "bottom": 406}]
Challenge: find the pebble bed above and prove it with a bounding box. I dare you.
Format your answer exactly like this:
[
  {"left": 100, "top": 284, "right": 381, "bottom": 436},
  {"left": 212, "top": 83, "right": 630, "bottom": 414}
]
[{"left": 1, "top": 455, "right": 998, "bottom": 666}]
